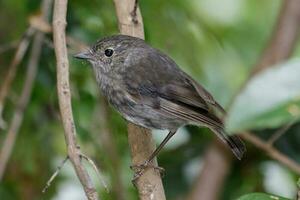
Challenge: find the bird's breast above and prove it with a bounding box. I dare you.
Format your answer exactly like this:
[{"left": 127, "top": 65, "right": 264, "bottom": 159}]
[{"left": 97, "top": 76, "right": 136, "bottom": 112}]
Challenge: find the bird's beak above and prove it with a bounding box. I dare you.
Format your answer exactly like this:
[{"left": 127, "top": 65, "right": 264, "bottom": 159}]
[{"left": 74, "top": 50, "right": 92, "bottom": 60}]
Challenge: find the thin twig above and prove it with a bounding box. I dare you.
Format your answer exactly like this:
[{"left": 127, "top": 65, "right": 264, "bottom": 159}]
[
  {"left": 52, "top": 0, "right": 99, "bottom": 199},
  {"left": 241, "top": 132, "right": 300, "bottom": 174},
  {"left": 66, "top": 36, "right": 88, "bottom": 51},
  {"left": 0, "top": 40, "right": 18, "bottom": 54},
  {"left": 43, "top": 37, "right": 54, "bottom": 49},
  {"left": 80, "top": 153, "right": 109, "bottom": 193},
  {"left": 42, "top": 156, "right": 69, "bottom": 193},
  {"left": 42, "top": 35, "right": 88, "bottom": 53},
  {"left": 267, "top": 120, "right": 296, "bottom": 146}
]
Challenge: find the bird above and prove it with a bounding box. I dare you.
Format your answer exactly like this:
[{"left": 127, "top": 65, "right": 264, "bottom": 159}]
[{"left": 74, "top": 34, "right": 246, "bottom": 179}]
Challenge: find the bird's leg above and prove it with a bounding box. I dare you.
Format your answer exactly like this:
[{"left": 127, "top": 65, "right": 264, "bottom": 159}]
[{"left": 131, "top": 130, "right": 177, "bottom": 182}]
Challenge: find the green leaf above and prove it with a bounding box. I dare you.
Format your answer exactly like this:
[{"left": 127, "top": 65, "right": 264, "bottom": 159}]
[
  {"left": 237, "top": 193, "right": 291, "bottom": 200},
  {"left": 226, "top": 59, "right": 300, "bottom": 132}
]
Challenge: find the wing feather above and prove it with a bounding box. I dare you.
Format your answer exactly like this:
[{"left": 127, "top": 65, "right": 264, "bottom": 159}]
[{"left": 159, "top": 98, "right": 223, "bottom": 129}]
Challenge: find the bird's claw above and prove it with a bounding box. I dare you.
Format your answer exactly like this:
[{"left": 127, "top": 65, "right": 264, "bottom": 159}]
[{"left": 130, "top": 161, "right": 165, "bottom": 184}]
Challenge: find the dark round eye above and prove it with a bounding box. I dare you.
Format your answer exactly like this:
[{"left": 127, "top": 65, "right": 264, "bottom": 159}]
[{"left": 104, "top": 48, "right": 114, "bottom": 57}]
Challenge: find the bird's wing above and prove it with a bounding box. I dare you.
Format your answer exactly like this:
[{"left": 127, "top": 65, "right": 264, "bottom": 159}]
[
  {"left": 122, "top": 47, "right": 245, "bottom": 159},
  {"left": 122, "top": 48, "right": 220, "bottom": 123}
]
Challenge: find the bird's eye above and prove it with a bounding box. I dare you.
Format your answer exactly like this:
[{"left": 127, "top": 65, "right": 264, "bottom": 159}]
[{"left": 104, "top": 48, "right": 114, "bottom": 57}]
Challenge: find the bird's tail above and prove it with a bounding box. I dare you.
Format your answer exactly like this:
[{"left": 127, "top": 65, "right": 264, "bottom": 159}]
[{"left": 210, "top": 127, "right": 246, "bottom": 160}]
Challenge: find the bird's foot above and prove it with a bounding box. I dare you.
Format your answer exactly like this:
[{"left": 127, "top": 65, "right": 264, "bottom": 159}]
[{"left": 130, "top": 160, "right": 165, "bottom": 184}]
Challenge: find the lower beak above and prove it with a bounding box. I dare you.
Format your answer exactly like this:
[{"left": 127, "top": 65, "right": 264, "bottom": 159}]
[{"left": 74, "top": 50, "right": 92, "bottom": 60}]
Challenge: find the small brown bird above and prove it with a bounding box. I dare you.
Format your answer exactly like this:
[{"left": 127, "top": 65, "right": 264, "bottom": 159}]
[{"left": 75, "top": 35, "right": 246, "bottom": 178}]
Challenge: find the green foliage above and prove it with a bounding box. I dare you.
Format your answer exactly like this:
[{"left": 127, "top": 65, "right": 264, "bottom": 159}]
[
  {"left": 226, "top": 59, "right": 300, "bottom": 132},
  {"left": 237, "top": 193, "right": 291, "bottom": 200}
]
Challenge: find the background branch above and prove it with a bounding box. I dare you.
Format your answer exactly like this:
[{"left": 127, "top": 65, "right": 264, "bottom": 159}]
[
  {"left": 241, "top": 132, "right": 300, "bottom": 174},
  {"left": 267, "top": 120, "right": 295, "bottom": 146},
  {"left": 241, "top": 0, "right": 300, "bottom": 174},
  {"left": 0, "top": 0, "right": 52, "bottom": 180},
  {"left": 252, "top": 0, "right": 300, "bottom": 75},
  {"left": 0, "top": 27, "right": 35, "bottom": 129},
  {"left": 187, "top": 1, "right": 300, "bottom": 199},
  {"left": 187, "top": 140, "right": 232, "bottom": 200},
  {"left": 52, "top": 0, "right": 99, "bottom": 199},
  {"left": 0, "top": 40, "right": 18, "bottom": 54},
  {"left": 113, "top": 0, "right": 166, "bottom": 199}
]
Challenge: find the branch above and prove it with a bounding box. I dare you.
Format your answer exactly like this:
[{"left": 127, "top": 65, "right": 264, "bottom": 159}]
[
  {"left": 0, "top": 7, "right": 55, "bottom": 128},
  {"left": 241, "top": 132, "right": 300, "bottom": 174},
  {"left": 0, "top": 0, "right": 52, "bottom": 180},
  {"left": 80, "top": 153, "right": 109, "bottom": 193},
  {"left": 252, "top": 0, "right": 300, "bottom": 75},
  {"left": 42, "top": 156, "right": 69, "bottom": 193},
  {"left": 113, "top": 0, "right": 166, "bottom": 199},
  {"left": 0, "top": 27, "right": 35, "bottom": 130},
  {"left": 52, "top": 0, "right": 100, "bottom": 199},
  {"left": 0, "top": 40, "right": 18, "bottom": 54},
  {"left": 187, "top": 140, "right": 232, "bottom": 200},
  {"left": 267, "top": 120, "right": 295, "bottom": 146}
]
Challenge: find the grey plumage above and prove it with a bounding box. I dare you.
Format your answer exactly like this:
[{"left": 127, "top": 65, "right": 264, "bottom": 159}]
[{"left": 75, "top": 34, "right": 246, "bottom": 160}]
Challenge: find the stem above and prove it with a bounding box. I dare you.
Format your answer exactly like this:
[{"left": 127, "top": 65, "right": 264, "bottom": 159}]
[{"left": 52, "top": 0, "right": 99, "bottom": 199}]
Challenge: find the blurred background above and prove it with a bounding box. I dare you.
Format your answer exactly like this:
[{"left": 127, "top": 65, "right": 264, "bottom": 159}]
[{"left": 0, "top": 0, "right": 299, "bottom": 199}]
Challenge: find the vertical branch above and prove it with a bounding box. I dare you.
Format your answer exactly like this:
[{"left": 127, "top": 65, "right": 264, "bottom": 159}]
[
  {"left": 252, "top": 0, "right": 300, "bottom": 75},
  {"left": 187, "top": 141, "right": 232, "bottom": 200},
  {"left": 113, "top": 0, "right": 166, "bottom": 199},
  {"left": 52, "top": 0, "right": 99, "bottom": 199},
  {"left": 0, "top": 0, "right": 52, "bottom": 181}
]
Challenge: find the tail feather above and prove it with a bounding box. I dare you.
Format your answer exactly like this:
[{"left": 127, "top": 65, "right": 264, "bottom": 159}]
[{"left": 211, "top": 127, "right": 246, "bottom": 160}]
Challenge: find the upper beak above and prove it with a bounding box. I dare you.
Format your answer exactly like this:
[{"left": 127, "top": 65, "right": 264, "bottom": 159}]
[{"left": 74, "top": 50, "right": 92, "bottom": 60}]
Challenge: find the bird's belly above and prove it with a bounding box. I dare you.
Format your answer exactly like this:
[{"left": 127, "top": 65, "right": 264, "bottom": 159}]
[
  {"left": 103, "top": 87, "right": 183, "bottom": 131},
  {"left": 117, "top": 103, "right": 184, "bottom": 131}
]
